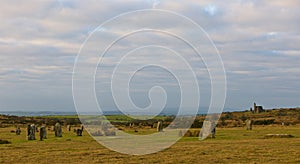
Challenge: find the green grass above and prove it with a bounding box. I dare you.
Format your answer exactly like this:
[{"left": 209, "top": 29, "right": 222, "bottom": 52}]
[{"left": 1, "top": 125, "right": 300, "bottom": 163}]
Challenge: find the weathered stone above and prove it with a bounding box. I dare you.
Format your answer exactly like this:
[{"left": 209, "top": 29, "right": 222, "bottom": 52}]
[
  {"left": 76, "top": 129, "right": 83, "bottom": 136},
  {"left": 54, "top": 122, "right": 62, "bottom": 137},
  {"left": 199, "top": 121, "right": 216, "bottom": 139},
  {"left": 67, "top": 125, "right": 71, "bottom": 131},
  {"left": 157, "top": 121, "right": 163, "bottom": 132},
  {"left": 178, "top": 130, "right": 183, "bottom": 137},
  {"left": 211, "top": 127, "right": 216, "bottom": 138},
  {"left": 16, "top": 126, "right": 21, "bottom": 135},
  {"left": 101, "top": 122, "right": 108, "bottom": 131},
  {"left": 39, "top": 126, "right": 47, "bottom": 141},
  {"left": 27, "top": 124, "right": 36, "bottom": 140},
  {"left": 27, "top": 124, "right": 30, "bottom": 136},
  {"left": 246, "top": 119, "right": 252, "bottom": 130}
]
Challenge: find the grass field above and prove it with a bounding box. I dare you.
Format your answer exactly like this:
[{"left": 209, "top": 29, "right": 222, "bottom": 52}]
[{"left": 0, "top": 125, "right": 299, "bottom": 163}]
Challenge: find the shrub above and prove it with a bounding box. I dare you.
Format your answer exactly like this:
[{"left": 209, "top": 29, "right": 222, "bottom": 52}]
[
  {"left": 224, "top": 113, "right": 233, "bottom": 120},
  {"left": 253, "top": 119, "right": 275, "bottom": 125},
  {"left": 240, "top": 114, "right": 248, "bottom": 122},
  {"left": 277, "top": 111, "right": 287, "bottom": 116},
  {"left": 191, "top": 120, "right": 203, "bottom": 128}
]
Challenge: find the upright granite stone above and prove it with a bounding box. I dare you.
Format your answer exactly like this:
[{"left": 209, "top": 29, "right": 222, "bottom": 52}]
[
  {"left": 246, "top": 119, "right": 252, "bottom": 130},
  {"left": 54, "top": 122, "right": 62, "bottom": 137},
  {"left": 27, "top": 124, "right": 36, "bottom": 140},
  {"left": 200, "top": 121, "right": 216, "bottom": 139},
  {"left": 27, "top": 124, "right": 31, "bottom": 136},
  {"left": 39, "top": 126, "right": 47, "bottom": 141},
  {"left": 76, "top": 129, "right": 83, "bottom": 136},
  {"left": 16, "top": 126, "right": 21, "bottom": 135},
  {"left": 101, "top": 122, "right": 108, "bottom": 132},
  {"left": 211, "top": 121, "right": 216, "bottom": 138},
  {"left": 43, "top": 127, "right": 47, "bottom": 139},
  {"left": 211, "top": 126, "right": 216, "bottom": 138},
  {"left": 157, "top": 121, "right": 163, "bottom": 132}
]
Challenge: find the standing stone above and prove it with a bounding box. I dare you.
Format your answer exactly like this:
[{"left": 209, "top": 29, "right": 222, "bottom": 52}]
[
  {"left": 43, "top": 127, "right": 47, "bottom": 139},
  {"left": 28, "top": 124, "right": 36, "bottom": 140},
  {"left": 76, "top": 129, "right": 83, "bottom": 136},
  {"left": 101, "top": 122, "right": 108, "bottom": 131},
  {"left": 54, "top": 122, "right": 62, "bottom": 137},
  {"left": 67, "top": 125, "right": 71, "bottom": 131},
  {"left": 200, "top": 121, "right": 216, "bottom": 139},
  {"left": 178, "top": 130, "right": 183, "bottom": 137},
  {"left": 76, "top": 125, "right": 84, "bottom": 136},
  {"left": 39, "top": 126, "right": 47, "bottom": 141},
  {"left": 246, "top": 119, "right": 252, "bottom": 130},
  {"left": 27, "top": 125, "right": 31, "bottom": 136},
  {"left": 211, "top": 126, "right": 216, "bottom": 138},
  {"left": 157, "top": 121, "right": 163, "bottom": 132},
  {"left": 16, "top": 126, "right": 21, "bottom": 135},
  {"left": 31, "top": 124, "right": 36, "bottom": 140},
  {"left": 212, "top": 121, "right": 216, "bottom": 138}
]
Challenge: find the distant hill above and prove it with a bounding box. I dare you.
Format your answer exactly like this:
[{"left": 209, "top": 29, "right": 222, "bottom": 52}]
[
  {"left": 0, "top": 107, "right": 238, "bottom": 117},
  {"left": 0, "top": 107, "right": 299, "bottom": 128},
  {"left": 211, "top": 107, "right": 300, "bottom": 127}
]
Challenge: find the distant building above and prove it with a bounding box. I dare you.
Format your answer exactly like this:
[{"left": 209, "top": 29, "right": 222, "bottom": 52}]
[{"left": 253, "top": 103, "right": 264, "bottom": 113}]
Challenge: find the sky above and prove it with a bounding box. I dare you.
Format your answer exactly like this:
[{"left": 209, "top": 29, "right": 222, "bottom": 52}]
[{"left": 0, "top": 0, "right": 299, "bottom": 112}]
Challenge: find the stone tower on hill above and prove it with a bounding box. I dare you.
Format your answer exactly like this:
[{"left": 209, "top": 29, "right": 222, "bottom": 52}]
[{"left": 253, "top": 102, "right": 264, "bottom": 113}]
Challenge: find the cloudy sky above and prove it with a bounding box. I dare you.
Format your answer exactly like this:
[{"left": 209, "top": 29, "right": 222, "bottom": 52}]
[{"left": 0, "top": 0, "right": 299, "bottom": 112}]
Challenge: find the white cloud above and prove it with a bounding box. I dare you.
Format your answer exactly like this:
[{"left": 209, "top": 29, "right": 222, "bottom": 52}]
[{"left": 0, "top": 0, "right": 299, "bottom": 111}]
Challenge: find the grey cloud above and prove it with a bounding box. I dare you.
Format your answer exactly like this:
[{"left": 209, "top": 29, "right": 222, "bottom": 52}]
[{"left": 0, "top": 0, "right": 299, "bottom": 111}]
